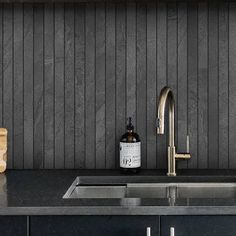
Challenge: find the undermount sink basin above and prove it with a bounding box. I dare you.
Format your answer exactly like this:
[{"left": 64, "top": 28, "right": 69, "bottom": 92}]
[{"left": 63, "top": 176, "right": 236, "bottom": 199}]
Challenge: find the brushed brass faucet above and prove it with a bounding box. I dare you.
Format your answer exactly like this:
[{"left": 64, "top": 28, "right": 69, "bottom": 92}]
[{"left": 156, "top": 86, "right": 190, "bottom": 176}]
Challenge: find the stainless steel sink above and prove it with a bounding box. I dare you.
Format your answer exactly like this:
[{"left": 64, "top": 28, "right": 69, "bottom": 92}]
[{"left": 63, "top": 176, "right": 236, "bottom": 199}]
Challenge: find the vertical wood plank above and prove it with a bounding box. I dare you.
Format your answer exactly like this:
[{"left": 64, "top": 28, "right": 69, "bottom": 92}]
[
  {"left": 0, "top": 5, "right": 2, "bottom": 127},
  {"left": 187, "top": 2, "right": 198, "bottom": 168},
  {"left": 116, "top": 2, "right": 126, "bottom": 168},
  {"left": 44, "top": 3, "right": 54, "bottom": 169},
  {"left": 136, "top": 2, "right": 147, "bottom": 168},
  {"left": 95, "top": 3, "right": 105, "bottom": 169},
  {"left": 54, "top": 3, "right": 65, "bottom": 169},
  {"left": 198, "top": 1, "right": 208, "bottom": 169},
  {"left": 229, "top": 2, "right": 236, "bottom": 168},
  {"left": 33, "top": 4, "right": 44, "bottom": 169},
  {"left": 65, "top": 3, "right": 75, "bottom": 169},
  {"left": 75, "top": 3, "right": 85, "bottom": 168},
  {"left": 105, "top": 2, "right": 116, "bottom": 169},
  {"left": 219, "top": 1, "right": 229, "bottom": 169},
  {"left": 167, "top": 2, "right": 179, "bottom": 168},
  {"left": 208, "top": 1, "right": 219, "bottom": 168},
  {"left": 23, "top": 3, "right": 33, "bottom": 169},
  {"left": 167, "top": 3, "right": 177, "bottom": 100},
  {"left": 157, "top": 2, "right": 167, "bottom": 169},
  {"left": 13, "top": 3, "right": 23, "bottom": 169},
  {"left": 3, "top": 4, "right": 13, "bottom": 168},
  {"left": 177, "top": 2, "right": 188, "bottom": 169},
  {"left": 3, "top": 5, "right": 13, "bottom": 167},
  {"left": 85, "top": 3, "right": 95, "bottom": 168},
  {"left": 126, "top": 2, "right": 136, "bottom": 127},
  {"left": 146, "top": 2, "right": 156, "bottom": 168}
]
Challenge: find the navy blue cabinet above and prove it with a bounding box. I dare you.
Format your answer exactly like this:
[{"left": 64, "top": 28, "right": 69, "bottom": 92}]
[
  {"left": 161, "top": 216, "right": 236, "bottom": 236},
  {"left": 30, "top": 216, "right": 159, "bottom": 236},
  {"left": 0, "top": 216, "right": 27, "bottom": 236}
]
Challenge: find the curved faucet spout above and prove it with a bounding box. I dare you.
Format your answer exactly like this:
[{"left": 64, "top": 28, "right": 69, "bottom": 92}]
[
  {"left": 156, "top": 86, "right": 190, "bottom": 176},
  {"left": 157, "top": 86, "right": 175, "bottom": 147}
]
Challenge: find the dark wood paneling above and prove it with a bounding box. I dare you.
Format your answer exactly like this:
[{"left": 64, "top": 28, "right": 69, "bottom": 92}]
[
  {"left": 116, "top": 2, "right": 126, "bottom": 168},
  {"left": 23, "top": 3, "right": 33, "bottom": 169},
  {"left": 229, "top": 2, "right": 236, "bottom": 168},
  {"left": 137, "top": 2, "right": 147, "bottom": 168},
  {"left": 95, "top": 2, "right": 105, "bottom": 168},
  {"left": 64, "top": 3, "right": 75, "bottom": 168},
  {"left": 44, "top": 3, "right": 54, "bottom": 169},
  {"left": 219, "top": 1, "right": 229, "bottom": 169},
  {"left": 3, "top": 4, "right": 13, "bottom": 169},
  {"left": 156, "top": 1, "right": 167, "bottom": 169},
  {"left": 75, "top": 3, "right": 85, "bottom": 168},
  {"left": 146, "top": 1, "right": 156, "bottom": 168},
  {"left": 54, "top": 3, "right": 64, "bottom": 168},
  {"left": 85, "top": 3, "right": 95, "bottom": 168},
  {"left": 187, "top": 2, "right": 198, "bottom": 168},
  {"left": 198, "top": 1, "right": 208, "bottom": 169},
  {"left": 105, "top": 2, "right": 116, "bottom": 169},
  {"left": 208, "top": 0, "right": 219, "bottom": 168},
  {"left": 33, "top": 4, "right": 44, "bottom": 168},
  {"left": 13, "top": 3, "right": 23, "bottom": 168},
  {"left": 177, "top": 1, "right": 187, "bottom": 169},
  {"left": 0, "top": 1, "right": 234, "bottom": 169}
]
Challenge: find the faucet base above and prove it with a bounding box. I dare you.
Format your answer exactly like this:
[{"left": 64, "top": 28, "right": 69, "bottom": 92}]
[{"left": 167, "top": 172, "right": 176, "bottom": 177}]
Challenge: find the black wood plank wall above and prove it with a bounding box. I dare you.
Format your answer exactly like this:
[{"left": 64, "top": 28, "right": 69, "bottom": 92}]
[{"left": 0, "top": 1, "right": 233, "bottom": 169}]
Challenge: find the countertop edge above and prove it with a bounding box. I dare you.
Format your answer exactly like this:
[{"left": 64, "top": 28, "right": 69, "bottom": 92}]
[{"left": 1, "top": 206, "right": 236, "bottom": 216}]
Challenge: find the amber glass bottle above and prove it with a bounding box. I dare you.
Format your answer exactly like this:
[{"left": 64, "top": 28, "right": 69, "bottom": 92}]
[{"left": 120, "top": 117, "right": 141, "bottom": 174}]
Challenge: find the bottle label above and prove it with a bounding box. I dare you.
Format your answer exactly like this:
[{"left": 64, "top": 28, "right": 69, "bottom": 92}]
[{"left": 120, "top": 142, "right": 141, "bottom": 168}]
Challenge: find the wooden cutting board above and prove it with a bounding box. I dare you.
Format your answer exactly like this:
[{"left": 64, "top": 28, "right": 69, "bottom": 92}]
[{"left": 0, "top": 128, "right": 7, "bottom": 173}]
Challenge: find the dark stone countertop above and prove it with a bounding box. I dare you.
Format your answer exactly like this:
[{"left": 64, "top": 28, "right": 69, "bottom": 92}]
[{"left": 1, "top": 169, "right": 236, "bottom": 215}]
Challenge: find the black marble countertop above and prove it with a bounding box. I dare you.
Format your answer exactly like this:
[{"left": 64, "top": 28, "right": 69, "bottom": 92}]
[{"left": 1, "top": 169, "right": 236, "bottom": 215}]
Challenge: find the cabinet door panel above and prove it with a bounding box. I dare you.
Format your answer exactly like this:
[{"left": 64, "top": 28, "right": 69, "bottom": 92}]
[
  {"left": 30, "top": 216, "right": 159, "bottom": 236},
  {"left": 161, "top": 216, "right": 236, "bottom": 236},
  {"left": 0, "top": 216, "right": 27, "bottom": 236}
]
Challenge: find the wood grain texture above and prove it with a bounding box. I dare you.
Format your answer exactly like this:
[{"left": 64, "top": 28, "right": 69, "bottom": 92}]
[
  {"left": 146, "top": 1, "right": 156, "bottom": 168},
  {"left": 156, "top": 2, "right": 167, "bottom": 169},
  {"left": 33, "top": 4, "right": 44, "bottom": 169},
  {"left": 115, "top": 2, "right": 126, "bottom": 168},
  {"left": 75, "top": 3, "right": 85, "bottom": 168},
  {"left": 105, "top": 2, "right": 116, "bottom": 169},
  {"left": 177, "top": 2, "right": 187, "bottom": 169},
  {"left": 219, "top": 1, "right": 229, "bottom": 169},
  {"left": 3, "top": 4, "right": 13, "bottom": 168},
  {"left": 13, "top": 3, "right": 23, "bottom": 168},
  {"left": 85, "top": 3, "right": 95, "bottom": 168},
  {"left": 208, "top": 0, "right": 219, "bottom": 168},
  {"left": 229, "top": 2, "right": 236, "bottom": 168},
  {"left": 0, "top": 2, "right": 234, "bottom": 170},
  {"left": 54, "top": 3, "right": 65, "bottom": 168},
  {"left": 136, "top": 2, "right": 147, "bottom": 168},
  {"left": 95, "top": 2, "right": 105, "bottom": 169},
  {"left": 64, "top": 3, "right": 75, "bottom": 168},
  {"left": 198, "top": 1, "right": 208, "bottom": 169},
  {"left": 23, "top": 3, "right": 33, "bottom": 169},
  {"left": 187, "top": 1, "right": 198, "bottom": 168},
  {"left": 44, "top": 3, "right": 54, "bottom": 169}
]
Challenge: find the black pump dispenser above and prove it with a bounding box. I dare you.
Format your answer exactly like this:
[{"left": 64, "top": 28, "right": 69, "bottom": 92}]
[
  {"left": 119, "top": 117, "right": 141, "bottom": 174},
  {"left": 127, "top": 117, "right": 134, "bottom": 131}
]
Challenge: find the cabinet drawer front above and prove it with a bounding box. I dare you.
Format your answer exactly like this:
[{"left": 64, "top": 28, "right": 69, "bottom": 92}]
[
  {"left": 30, "top": 216, "right": 160, "bottom": 236},
  {"left": 161, "top": 216, "right": 236, "bottom": 236}
]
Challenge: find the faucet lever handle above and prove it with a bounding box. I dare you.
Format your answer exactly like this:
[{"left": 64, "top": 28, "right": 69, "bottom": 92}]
[{"left": 186, "top": 135, "right": 190, "bottom": 153}]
